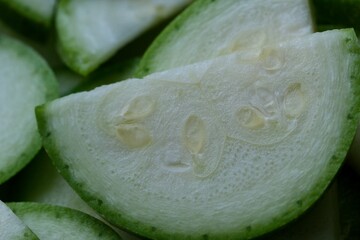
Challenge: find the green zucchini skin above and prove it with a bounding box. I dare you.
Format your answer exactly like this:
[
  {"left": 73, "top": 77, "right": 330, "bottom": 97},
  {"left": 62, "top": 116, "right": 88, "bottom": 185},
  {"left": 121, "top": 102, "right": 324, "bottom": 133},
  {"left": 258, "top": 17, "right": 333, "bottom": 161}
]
[{"left": 0, "top": 200, "right": 39, "bottom": 240}]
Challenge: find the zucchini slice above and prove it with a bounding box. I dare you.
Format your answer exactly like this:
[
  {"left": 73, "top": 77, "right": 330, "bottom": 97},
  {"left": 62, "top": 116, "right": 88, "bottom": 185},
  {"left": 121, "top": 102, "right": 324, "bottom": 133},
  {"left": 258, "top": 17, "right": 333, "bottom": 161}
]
[
  {"left": 0, "top": 35, "right": 58, "bottom": 185},
  {"left": 8, "top": 202, "right": 122, "bottom": 240},
  {"left": 136, "top": 0, "right": 314, "bottom": 77},
  {"left": 0, "top": 200, "right": 38, "bottom": 240},
  {"left": 37, "top": 30, "right": 360, "bottom": 239},
  {"left": 56, "top": 0, "right": 191, "bottom": 75}
]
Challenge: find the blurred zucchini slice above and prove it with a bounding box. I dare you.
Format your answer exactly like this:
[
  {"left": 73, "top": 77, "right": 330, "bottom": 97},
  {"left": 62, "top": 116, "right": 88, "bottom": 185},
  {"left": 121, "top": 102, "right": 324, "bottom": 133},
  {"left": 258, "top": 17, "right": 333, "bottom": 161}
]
[
  {"left": 136, "top": 0, "right": 313, "bottom": 76},
  {"left": 8, "top": 202, "right": 122, "bottom": 240},
  {"left": 56, "top": 0, "right": 191, "bottom": 75},
  {"left": 0, "top": 200, "right": 38, "bottom": 240},
  {"left": 0, "top": 35, "right": 58, "bottom": 185}
]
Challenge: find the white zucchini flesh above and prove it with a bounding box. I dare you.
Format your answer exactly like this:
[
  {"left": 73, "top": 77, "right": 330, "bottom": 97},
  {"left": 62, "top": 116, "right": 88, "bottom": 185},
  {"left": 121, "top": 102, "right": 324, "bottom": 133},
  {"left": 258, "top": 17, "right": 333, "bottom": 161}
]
[
  {"left": 137, "top": 0, "right": 314, "bottom": 76},
  {"left": 37, "top": 30, "right": 360, "bottom": 239},
  {"left": 0, "top": 201, "right": 38, "bottom": 240},
  {"left": 8, "top": 202, "right": 122, "bottom": 240},
  {"left": 56, "top": 0, "right": 192, "bottom": 75},
  {"left": 0, "top": 35, "right": 58, "bottom": 185}
]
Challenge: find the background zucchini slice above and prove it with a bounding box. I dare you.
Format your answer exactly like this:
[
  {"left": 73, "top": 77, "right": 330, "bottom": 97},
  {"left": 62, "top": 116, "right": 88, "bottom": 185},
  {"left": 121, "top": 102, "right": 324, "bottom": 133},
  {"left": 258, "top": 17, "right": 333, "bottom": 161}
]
[
  {"left": 0, "top": 35, "right": 58, "bottom": 185},
  {"left": 0, "top": 200, "right": 38, "bottom": 240},
  {"left": 136, "top": 0, "right": 314, "bottom": 76}
]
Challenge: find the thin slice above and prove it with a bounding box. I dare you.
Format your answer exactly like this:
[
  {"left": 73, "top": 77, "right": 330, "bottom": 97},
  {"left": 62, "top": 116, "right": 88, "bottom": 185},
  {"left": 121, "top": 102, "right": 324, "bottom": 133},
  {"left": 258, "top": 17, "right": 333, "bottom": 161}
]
[
  {"left": 56, "top": 0, "right": 192, "bottom": 75},
  {"left": 136, "top": 0, "right": 314, "bottom": 77},
  {"left": 37, "top": 30, "right": 360, "bottom": 239},
  {"left": 0, "top": 200, "right": 38, "bottom": 240},
  {"left": 8, "top": 202, "right": 122, "bottom": 240},
  {"left": 0, "top": 35, "right": 58, "bottom": 185}
]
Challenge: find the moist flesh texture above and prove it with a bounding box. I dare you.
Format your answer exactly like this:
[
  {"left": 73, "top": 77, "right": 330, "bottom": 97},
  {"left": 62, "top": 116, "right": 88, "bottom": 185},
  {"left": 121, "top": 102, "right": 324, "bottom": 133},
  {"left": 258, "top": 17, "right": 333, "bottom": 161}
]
[{"left": 37, "top": 30, "right": 360, "bottom": 239}]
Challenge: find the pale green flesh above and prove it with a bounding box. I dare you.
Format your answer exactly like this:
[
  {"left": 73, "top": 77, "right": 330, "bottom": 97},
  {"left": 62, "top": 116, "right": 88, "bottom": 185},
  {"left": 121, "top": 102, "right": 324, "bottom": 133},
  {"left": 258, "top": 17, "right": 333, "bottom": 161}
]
[
  {"left": 56, "top": 0, "right": 192, "bottom": 75},
  {"left": 8, "top": 202, "right": 121, "bottom": 240},
  {"left": 0, "top": 35, "right": 58, "bottom": 185},
  {"left": 137, "top": 0, "right": 314, "bottom": 76},
  {"left": 0, "top": 201, "right": 38, "bottom": 240},
  {"left": 39, "top": 30, "right": 360, "bottom": 239}
]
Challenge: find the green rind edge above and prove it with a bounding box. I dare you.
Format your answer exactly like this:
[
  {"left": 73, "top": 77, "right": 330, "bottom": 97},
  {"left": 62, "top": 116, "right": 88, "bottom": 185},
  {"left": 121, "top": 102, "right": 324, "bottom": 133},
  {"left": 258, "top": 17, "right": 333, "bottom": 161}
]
[
  {"left": 36, "top": 30, "right": 360, "bottom": 239},
  {"left": 7, "top": 202, "right": 122, "bottom": 240},
  {"left": 0, "top": 201, "right": 39, "bottom": 240},
  {"left": 0, "top": 35, "right": 59, "bottom": 185}
]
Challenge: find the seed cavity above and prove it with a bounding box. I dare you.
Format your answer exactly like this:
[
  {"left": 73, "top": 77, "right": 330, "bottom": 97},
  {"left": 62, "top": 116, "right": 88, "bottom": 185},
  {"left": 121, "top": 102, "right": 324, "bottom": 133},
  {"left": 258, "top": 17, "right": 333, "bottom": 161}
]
[
  {"left": 120, "top": 95, "right": 156, "bottom": 122},
  {"left": 116, "top": 123, "right": 152, "bottom": 148},
  {"left": 283, "top": 83, "right": 305, "bottom": 118},
  {"left": 255, "top": 87, "right": 277, "bottom": 115},
  {"left": 236, "top": 106, "right": 265, "bottom": 130},
  {"left": 183, "top": 115, "right": 207, "bottom": 155},
  {"left": 219, "top": 31, "right": 266, "bottom": 56},
  {"left": 260, "top": 48, "right": 283, "bottom": 71}
]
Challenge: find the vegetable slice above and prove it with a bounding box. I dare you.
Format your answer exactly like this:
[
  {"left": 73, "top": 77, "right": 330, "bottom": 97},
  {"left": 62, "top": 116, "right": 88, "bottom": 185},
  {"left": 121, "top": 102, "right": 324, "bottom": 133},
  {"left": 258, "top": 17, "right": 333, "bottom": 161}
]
[
  {"left": 56, "top": 0, "right": 191, "bottom": 75},
  {"left": 0, "top": 200, "right": 38, "bottom": 240},
  {"left": 8, "top": 202, "right": 122, "bottom": 240},
  {"left": 37, "top": 30, "right": 360, "bottom": 239},
  {"left": 0, "top": 35, "right": 58, "bottom": 185},
  {"left": 136, "top": 0, "right": 314, "bottom": 77}
]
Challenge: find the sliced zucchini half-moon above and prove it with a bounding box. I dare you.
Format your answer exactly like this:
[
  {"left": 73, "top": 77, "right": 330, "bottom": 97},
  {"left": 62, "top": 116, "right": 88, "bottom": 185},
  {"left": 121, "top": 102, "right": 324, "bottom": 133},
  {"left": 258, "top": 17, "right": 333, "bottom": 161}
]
[{"left": 37, "top": 29, "right": 360, "bottom": 239}]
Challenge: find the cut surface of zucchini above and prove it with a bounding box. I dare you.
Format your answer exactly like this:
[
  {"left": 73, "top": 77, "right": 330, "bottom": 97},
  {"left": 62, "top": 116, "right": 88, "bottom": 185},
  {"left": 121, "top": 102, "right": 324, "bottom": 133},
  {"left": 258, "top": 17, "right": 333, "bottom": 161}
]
[
  {"left": 0, "top": 35, "right": 58, "bottom": 185},
  {"left": 8, "top": 202, "right": 122, "bottom": 240},
  {"left": 137, "top": 0, "right": 313, "bottom": 76},
  {"left": 56, "top": 0, "right": 191, "bottom": 75},
  {"left": 0, "top": 200, "right": 38, "bottom": 240},
  {"left": 37, "top": 30, "right": 360, "bottom": 239}
]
